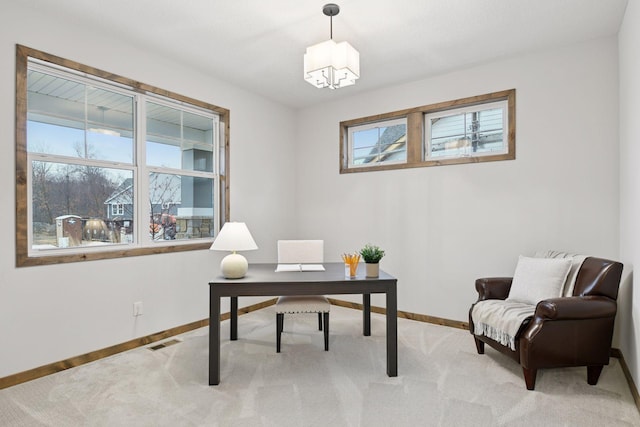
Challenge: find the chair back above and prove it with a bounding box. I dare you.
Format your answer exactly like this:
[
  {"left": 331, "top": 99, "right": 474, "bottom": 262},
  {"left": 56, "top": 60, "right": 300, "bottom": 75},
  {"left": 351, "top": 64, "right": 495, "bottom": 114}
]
[
  {"left": 277, "top": 240, "right": 324, "bottom": 264},
  {"left": 572, "top": 257, "right": 623, "bottom": 300}
]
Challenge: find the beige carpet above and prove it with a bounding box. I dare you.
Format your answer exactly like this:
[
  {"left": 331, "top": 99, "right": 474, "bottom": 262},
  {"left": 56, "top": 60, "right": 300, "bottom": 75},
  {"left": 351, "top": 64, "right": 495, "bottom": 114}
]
[{"left": 1, "top": 305, "right": 639, "bottom": 426}]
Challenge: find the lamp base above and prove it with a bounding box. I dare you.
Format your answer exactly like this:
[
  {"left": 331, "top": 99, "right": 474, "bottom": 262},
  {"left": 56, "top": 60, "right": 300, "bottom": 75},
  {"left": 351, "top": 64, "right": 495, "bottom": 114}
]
[{"left": 220, "top": 253, "right": 249, "bottom": 279}]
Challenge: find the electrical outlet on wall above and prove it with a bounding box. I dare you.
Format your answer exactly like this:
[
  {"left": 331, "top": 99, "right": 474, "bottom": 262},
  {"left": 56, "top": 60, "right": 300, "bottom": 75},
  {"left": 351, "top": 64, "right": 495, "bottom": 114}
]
[{"left": 133, "top": 301, "right": 143, "bottom": 317}]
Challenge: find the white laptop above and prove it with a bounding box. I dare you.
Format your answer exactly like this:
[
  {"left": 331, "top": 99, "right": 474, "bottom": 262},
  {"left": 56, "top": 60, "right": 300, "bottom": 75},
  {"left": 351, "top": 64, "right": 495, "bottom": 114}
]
[{"left": 276, "top": 240, "right": 325, "bottom": 272}]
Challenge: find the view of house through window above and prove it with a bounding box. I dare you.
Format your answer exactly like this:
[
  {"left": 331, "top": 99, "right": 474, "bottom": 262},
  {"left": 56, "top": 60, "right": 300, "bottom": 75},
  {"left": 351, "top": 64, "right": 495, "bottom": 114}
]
[
  {"left": 17, "top": 46, "right": 229, "bottom": 265},
  {"left": 348, "top": 118, "right": 407, "bottom": 167}
]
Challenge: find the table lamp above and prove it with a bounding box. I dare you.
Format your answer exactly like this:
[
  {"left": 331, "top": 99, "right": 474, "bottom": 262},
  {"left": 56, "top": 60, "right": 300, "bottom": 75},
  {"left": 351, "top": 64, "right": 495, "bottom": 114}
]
[{"left": 209, "top": 222, "right": 258, "bottom": 279}]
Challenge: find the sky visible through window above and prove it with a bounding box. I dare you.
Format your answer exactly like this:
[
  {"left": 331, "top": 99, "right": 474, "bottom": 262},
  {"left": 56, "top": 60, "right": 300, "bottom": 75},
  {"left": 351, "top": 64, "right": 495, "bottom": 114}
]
[{"left": 28, "top": 121, "right": 181, "bottom": 172}]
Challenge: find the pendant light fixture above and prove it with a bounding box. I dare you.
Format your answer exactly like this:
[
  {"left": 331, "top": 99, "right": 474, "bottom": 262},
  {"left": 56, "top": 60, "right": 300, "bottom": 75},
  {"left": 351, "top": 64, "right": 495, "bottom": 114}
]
[{"left": 303, "top": 3, "right": 360, "bottom": 89}]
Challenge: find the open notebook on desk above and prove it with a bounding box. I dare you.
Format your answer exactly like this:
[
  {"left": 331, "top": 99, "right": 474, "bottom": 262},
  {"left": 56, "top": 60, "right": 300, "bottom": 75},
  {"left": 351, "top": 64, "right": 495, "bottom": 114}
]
[{"left": 275, "top": 264, "right": 325, "bottom": 272}]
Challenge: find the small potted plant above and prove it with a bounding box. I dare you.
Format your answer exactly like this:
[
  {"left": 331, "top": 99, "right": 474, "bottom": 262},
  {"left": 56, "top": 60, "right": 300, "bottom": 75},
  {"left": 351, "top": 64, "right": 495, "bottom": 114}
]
[{"left": 360, "top": 244, "right": 385, "bottom": 277}]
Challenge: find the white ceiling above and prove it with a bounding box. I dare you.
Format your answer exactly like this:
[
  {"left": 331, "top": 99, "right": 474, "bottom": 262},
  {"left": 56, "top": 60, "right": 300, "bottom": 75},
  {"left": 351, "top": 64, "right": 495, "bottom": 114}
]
[{"left": 24, "top": 0, "right": 629, "bottom": 109}]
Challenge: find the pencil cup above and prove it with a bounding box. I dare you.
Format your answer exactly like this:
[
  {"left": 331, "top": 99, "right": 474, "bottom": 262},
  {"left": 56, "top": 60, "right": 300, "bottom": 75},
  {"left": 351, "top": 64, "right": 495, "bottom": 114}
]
[{"left": 341, "top": 252, "right": 360, "bottom": 279}]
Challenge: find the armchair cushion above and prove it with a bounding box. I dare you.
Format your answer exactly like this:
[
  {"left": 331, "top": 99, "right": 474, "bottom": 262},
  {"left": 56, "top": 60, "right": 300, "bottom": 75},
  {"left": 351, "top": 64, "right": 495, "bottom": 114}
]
[
  {"left": 507, "top": 256, "right": 572, "bottom": 305},
  {"left": 472, "top": 299, "right": 535, "bottom": 350}
]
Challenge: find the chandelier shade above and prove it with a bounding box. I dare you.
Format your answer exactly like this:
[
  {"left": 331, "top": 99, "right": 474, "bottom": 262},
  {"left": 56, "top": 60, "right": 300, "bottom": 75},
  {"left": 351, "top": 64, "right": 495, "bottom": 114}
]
[
  {"left": 304, "top": 3, "right": 360, "bottom": 89},
  {"left": 304, "top": 39, "right": 360, "bottom": 89}
]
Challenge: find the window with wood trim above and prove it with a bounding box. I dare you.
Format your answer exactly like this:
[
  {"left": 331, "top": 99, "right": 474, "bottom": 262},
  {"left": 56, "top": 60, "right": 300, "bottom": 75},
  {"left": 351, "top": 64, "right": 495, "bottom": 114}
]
[
  {"left": 347, "top": 117, "right": 407, "bottom": 168},
  {"left": 425, "top": 100, "right": 508, "bottom": 160},
  {"left": 15, "top": 45, "right": 230, "bottom": 266},
  {"left": 340, "top": 89, "right": 515, "bottom": 173}
]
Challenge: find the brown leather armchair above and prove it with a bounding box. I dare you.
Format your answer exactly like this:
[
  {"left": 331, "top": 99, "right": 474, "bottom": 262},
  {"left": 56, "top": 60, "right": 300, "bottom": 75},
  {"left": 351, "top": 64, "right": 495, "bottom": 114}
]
[{"left": 469, "top": 256, "right": 623, "bottom": 390}]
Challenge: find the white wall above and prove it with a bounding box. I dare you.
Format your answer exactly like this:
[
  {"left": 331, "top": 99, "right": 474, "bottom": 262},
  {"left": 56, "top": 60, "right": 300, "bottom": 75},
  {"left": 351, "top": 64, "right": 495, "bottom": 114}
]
[
  {"left": 295, "top": 38, "right": 621, "bottom": 323},
  {"left": 619, "top": 0, "right": 640, "bottom": 391},
  {"left": 0, "top": 4, "right": 296, "bottom": 377}
]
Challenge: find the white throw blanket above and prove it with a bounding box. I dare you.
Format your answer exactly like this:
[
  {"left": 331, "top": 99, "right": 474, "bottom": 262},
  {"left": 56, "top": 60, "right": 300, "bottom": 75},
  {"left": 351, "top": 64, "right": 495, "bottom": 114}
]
[
  {"left": 472, "top": 251, "right": 587, "bottom": 350},
  {"left": 472, "top": 300, "right": 536, "bottom": 350}
]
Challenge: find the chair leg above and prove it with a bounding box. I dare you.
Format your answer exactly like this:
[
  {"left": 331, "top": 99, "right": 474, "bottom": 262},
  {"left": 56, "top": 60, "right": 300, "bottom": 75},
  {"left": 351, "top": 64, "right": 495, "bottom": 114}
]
[
  {"left": 318, "top": 312, "right": 323, "bottom": 331},
  {"left": 587, "top": 365, "right": 604, "bottom": 385},
  {"left": 323, "top": 312, "right": 329, "bottom": 351},
  {"left": 474, "top": 336, "right": 485, "bottom": 354},
  {"left": 522, "top": 367, "right": 537, "bottom": 390},
  {"left": 276, "top": 313, "right": 284, "bottom": 353}
]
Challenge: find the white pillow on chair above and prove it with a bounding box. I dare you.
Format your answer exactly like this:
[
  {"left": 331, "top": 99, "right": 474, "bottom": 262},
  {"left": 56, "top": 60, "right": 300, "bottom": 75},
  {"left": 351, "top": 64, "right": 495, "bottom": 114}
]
[{"left": 507, "top": 256, "right": 572, "bottom": 305}]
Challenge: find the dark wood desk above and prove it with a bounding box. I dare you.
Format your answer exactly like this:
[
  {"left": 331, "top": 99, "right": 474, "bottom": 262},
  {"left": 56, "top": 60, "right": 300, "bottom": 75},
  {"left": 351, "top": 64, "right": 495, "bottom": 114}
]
[{"left": 209, "top": 262, "right": 398, "bottom": 385}]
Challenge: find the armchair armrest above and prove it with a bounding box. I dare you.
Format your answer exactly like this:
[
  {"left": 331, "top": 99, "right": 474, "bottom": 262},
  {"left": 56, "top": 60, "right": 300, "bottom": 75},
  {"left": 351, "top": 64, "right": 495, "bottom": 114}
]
[
  {"left": 535, "top": 296, "right": 617, "bottom": 320},
  {"left": 475, "top": 277, "right": 513, "bottom": 301},
  {"left": 521, "top": 296, "right": 619, "bottom": 358}
]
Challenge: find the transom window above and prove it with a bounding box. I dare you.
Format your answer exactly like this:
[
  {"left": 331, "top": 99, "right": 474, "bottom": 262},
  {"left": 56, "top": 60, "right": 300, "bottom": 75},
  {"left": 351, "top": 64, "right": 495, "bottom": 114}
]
[
  {"left": 340, "top": 89, "right": 515, "bottom": 173},
  {"left": 347, "top": 118, "right": 407, "bottom": 168},
  {"left": 15, "top": 45, "right": 230, "bottom": 266},
  {"left": 425, "top": 100, "right": 508, "bottom": 160}
]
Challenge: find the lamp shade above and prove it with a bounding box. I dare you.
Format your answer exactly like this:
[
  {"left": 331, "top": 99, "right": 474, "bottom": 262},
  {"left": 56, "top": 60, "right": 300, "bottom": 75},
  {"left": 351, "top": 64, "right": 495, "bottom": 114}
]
[
  {"left": 304, "top": 39, "right": 360, "bottom": 89},
  {"left": 209, "top": 222, "right": 258, "bottom": 252}
]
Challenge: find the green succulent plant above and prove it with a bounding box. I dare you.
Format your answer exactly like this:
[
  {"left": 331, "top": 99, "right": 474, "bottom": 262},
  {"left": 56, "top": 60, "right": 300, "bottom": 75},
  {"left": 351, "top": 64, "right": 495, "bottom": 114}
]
[{"left": 359, "top": 244, "right": 385, "bottom": 263}]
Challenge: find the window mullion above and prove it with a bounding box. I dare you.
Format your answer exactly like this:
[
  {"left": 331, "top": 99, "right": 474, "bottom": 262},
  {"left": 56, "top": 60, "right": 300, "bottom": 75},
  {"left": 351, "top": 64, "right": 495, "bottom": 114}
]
[
  {"left": 136, "top": 95, "right": 147, "bottom": 246},
  {"left": 214, "top": 119, "right": 222, "bottom": 234},
  {"left": 406, "top": 112, "right": 423, "bottom": 163}
]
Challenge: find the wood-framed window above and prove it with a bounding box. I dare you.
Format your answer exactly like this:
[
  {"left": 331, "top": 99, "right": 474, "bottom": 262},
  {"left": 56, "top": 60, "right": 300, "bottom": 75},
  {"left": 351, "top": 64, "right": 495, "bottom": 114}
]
[
  {"left": 15, "top": 45, "right": 230, "bottom": 267},
  {"left": 346, "top": 117, "right": 407, "bottom": 168},
  {"left": 340, "top": 89, "right": 515, "bottom": 173}
]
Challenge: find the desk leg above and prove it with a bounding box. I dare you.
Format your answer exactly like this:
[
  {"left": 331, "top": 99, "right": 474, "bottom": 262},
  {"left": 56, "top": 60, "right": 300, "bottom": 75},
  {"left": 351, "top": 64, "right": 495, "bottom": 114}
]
[
  {"left": 387, "top": 284, "right": 398, "bottom": 377},
  {"left": 363, "top": 293, "right": 371, "bottom": 336},
  {"left": 231, "top": 296, "right": 238, "bottom": 341},
  {"left": 209, "top": 290, "right": 221, "bottom": 385}
]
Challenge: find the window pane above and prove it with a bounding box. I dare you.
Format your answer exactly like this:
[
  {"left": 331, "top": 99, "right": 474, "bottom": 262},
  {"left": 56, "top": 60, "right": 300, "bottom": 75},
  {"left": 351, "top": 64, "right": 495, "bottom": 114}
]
[
  {"left": 148, "top": 172, "right": 214, "bottom": 241},
  {"left": 146, "top": 102, "right": 215, "bottom": 172},
  {"left": 427, "top": 104, "right": 506, "bottom": 159},
  {"left": 86, "top": 87, "right": 134, "bottom": 163},
  {"left": 31, "top": 161, "right": 134, "bottom": 250},
  {"left": 351, "top": 121, "right": 407, "bottom": 166},
  {"left": 27, "top": 70, "right": 134, "bottom": 163},
  {"left": 28, "top": 121, "right": 85, "bottom": 158}
]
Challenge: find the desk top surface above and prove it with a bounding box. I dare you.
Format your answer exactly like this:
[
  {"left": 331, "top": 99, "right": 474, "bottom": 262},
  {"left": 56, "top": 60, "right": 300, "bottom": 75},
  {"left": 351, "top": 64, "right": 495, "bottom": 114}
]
[{"left": 209, "top": 262, "right": 396, "bottom": 285}]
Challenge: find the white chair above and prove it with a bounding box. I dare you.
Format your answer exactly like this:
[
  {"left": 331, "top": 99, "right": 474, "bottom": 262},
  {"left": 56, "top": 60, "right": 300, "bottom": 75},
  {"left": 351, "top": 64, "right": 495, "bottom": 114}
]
[{"left": 275, "top": 240, "right": 330, "bottom": 352}]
